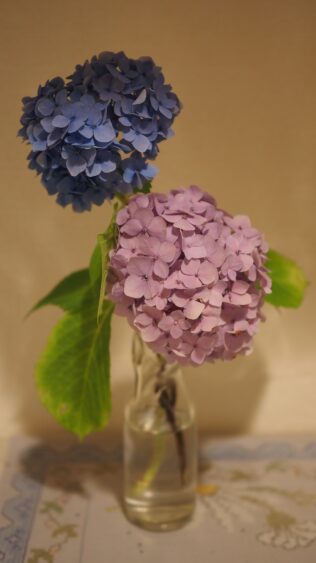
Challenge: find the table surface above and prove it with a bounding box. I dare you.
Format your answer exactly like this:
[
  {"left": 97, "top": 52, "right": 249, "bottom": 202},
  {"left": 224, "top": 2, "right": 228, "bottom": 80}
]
[{"left": 1, "top": 435, "right": 316, "bottom": 562}]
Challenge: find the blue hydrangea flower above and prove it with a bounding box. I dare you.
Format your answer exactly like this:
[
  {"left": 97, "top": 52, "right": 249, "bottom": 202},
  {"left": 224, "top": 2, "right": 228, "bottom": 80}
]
[{"left": 19, "top": 51, "right": 182, "bottom": 211}]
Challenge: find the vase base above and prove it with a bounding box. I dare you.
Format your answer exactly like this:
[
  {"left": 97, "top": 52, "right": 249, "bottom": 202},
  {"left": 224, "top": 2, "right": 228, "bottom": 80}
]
[{"left": 124, "top": 500, "right": 195, "bottom": 531}]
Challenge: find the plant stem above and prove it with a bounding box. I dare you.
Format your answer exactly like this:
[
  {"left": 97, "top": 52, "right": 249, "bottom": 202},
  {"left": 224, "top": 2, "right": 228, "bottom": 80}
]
[
  {"left": 157, "top": 382, "right": 186, "bottom": 485},
  {"left": 155, "top": 364, "right": 187, "bottom": 485},
  {"left": 133, "top": 428, "right": 166, "bottom": 495}
]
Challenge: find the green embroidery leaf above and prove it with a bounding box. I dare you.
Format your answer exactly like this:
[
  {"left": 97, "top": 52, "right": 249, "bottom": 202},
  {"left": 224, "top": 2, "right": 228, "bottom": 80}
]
[
  {"left": 52, "top": 524, "right": 78, "bottom": 539},
  {"left": 28, "top": 549, "right": 53, "bottom": 563},
  {"left": 265, "top": 249, "right": 308, "bottom": 308},
  {"left": 40, "top": 500, "right": 63, "bottom": 514},
  {"left": 36, "top": 291, "right": 114, "bottom": 439},
  {"left": 28, "top": 269, "right": 90, "bottom": 316}
]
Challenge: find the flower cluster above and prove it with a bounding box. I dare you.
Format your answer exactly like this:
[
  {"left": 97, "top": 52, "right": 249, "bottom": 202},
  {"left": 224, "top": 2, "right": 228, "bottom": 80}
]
[
  {"left": 19, "top": 52, "right": 181, "bottom": 211},
  {"left": 108, "top": 186, "right": 272, "bottom": 365}
]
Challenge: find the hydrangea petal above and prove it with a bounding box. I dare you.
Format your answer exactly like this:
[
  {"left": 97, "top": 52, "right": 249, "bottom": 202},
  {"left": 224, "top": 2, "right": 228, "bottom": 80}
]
[
  {"left": 174, "top": 218, "right": 195, "bottom": 231},
  {"left": 148, "top": 216, "right": 167, "bottom": 238},
  {"left": 198, "top": 261, "right": 218, "bottom": 285},
  {"left": 181, "top": 260, "right": 200, "bottom": 276},
  {"left": 153, "top": 260, "right": 169, "bottom": 279},
  {"left": 232, "top": 281, "right": 249, "bottom": 294},
  {"left": 141, "top": 325, "right": 161, "bottom": 342},
  {"left": 121, "top": 219, "right": 142, "bottom": 236},
  {"left": 133, "top": 134, "right": 151, "bottom": 153},
  {"left": 207, "top": 290, "right": 223, "bottom": 307},
  {"left": 144, "top": 279, "right": 160, "bottom": 299},
  {"left": 36, "top": 98, "right": 55, "bottom": 116},
  {"left": 240, "top": 254, "right": 254, "bottom": 271},
  {"left": 170, "top": 325, "right": 183, "bottom": 339},
  {"left": 66, "top": 153, "right": 87, "bottom": 176},
  {"left": 179, "top": 273, "right": 202, "bottom": 289},
  {"left": 52, "top": 115, "right": 70, "bottom": 128},
  {"left": 94, "top": 122, "right": 116, "bottom": 142},
  {"left": 133, "top": 89, "right": 147, "bottom": 105},
  {"left": 170, "top": 291, "right": 191, "bottom": 307},
  {"left": 191, "top": 348, "right": 207, "bottom": 365},
  {"left": 159, "top": 241, "right": 177, "bottom": 263},
  {"left": 230, "top": 292, "right": 252, "bottom": 306},
  {"left": 184, "top": 300, "right": 205, "bottom": 320},
  {"left": 200, "top": 316, "right": 219, "bottom": 331},
  {"left": 124, "top": 275, "right": 146, "bottom": 298},
  {"left": 127, "top": 256, "right": 153, "bottom": 276}
]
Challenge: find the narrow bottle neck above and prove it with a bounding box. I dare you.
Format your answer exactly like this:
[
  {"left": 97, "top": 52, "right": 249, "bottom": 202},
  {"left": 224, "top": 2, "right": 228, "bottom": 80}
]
[
  {"left": 132, "top": 333, "right": 181, "bottom": 400},
  {"left": 130, "top": 332, "right": 195, "bottom": 435}
]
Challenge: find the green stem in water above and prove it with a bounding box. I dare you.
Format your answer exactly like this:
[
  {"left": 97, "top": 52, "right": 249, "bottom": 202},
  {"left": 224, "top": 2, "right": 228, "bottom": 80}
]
[
  {"left": 133, "top": 422, "right": 166, "bottom": 496},
  {"left": 132, "top": 369, "right": 187, "bottom": 495}
]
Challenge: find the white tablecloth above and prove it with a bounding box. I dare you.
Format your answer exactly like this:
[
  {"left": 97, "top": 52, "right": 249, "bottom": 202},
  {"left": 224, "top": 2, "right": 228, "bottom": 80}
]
[{"left": 1, "top": 435, "right": 316, "bottom": 562}]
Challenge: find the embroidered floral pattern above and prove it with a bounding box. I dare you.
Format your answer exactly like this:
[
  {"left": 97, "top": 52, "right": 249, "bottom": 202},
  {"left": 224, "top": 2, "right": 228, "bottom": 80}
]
[{"left": 198, "top": 458, "right": 316, "bottom": 551}]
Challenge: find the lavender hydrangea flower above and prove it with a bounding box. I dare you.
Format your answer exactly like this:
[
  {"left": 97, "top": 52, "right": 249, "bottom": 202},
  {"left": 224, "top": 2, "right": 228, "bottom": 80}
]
[
  {"left": 19, "top": 52, "right": 181, "bottom": 211},
  {"left": 108, "top": 186, "right": 272, "bottom": 366}
]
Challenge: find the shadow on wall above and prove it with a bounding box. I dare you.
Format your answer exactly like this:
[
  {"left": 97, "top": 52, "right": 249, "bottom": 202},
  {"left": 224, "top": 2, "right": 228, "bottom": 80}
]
[
  {"left": 14, "top": 314, "right": 267, "bottom": 442},
  {"left": 184, "top": 350, "right": 267, "bottom": 436}
]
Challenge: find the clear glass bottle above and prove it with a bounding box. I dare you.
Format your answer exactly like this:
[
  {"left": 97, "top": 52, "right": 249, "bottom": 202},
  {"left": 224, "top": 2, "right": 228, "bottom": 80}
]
[{"left": 123, "top": 333, "right": 197, "bottom": 531}]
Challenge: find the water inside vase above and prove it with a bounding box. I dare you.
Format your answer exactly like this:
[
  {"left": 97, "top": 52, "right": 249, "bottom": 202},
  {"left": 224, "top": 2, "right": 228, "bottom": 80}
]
[{"left": 124, "top": 408, "right": 197, "bottom": 531}]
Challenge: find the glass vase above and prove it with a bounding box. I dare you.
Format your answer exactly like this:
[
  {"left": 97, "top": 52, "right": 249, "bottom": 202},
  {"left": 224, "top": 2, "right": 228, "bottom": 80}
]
[{"left": 123, "top": 333, "right": 197, "bottom": 531}]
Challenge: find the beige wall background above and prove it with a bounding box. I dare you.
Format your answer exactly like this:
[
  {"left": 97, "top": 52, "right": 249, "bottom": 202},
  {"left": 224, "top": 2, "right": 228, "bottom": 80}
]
[{"left": 0, "top": 0, "right": 315, "bottom": 442}]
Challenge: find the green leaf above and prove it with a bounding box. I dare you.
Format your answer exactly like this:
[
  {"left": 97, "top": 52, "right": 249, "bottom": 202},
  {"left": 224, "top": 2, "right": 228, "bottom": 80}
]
[
  {"left": 89, "top": 243, "right": 102, "bottom": 291},
  {"left": 96, "top": 234, "right": 109, "bottom": 323},
  {"left": 36, "top": 291, "right": 114, "bottom": 439},
  {"left": 92, "top": 204, "right": 119, "bottom": 324},
  {"left": 265, "top": 249, "right": 308, "bottom": 308},
  {"left": 28, "top": 269, "right": 90, "bottom": 316},
  {"left": 31, "top": 198, "right": 128, "bottom": 437}
]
